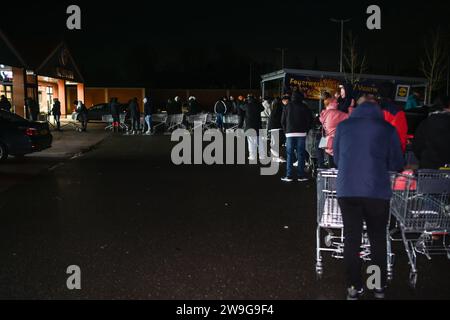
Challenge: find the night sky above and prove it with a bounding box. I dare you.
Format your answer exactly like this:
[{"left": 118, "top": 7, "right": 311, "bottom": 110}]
[{"left": 2, "top": 0, "right": 449, "bottom": 88}]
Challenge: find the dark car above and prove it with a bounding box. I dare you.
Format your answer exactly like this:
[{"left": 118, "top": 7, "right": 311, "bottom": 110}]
[
  {"left": 0, "top": 110, "right": 52, "bottom": 162},
  {"left": 87, "top": 103, "right": 129, "bottom": 122}
]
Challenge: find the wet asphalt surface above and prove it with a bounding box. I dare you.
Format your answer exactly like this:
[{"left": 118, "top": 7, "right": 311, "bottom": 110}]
[{"left": 0, "top": 134, "right": 449, "bottom": 300}]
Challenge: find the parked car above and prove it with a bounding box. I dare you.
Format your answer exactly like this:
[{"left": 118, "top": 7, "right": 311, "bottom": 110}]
[
  {"left": 87, "top": 103, "right": 129, "bottom": 122},
  {"left": 0, "top": 110, "right": 52, "bottom": 162}
]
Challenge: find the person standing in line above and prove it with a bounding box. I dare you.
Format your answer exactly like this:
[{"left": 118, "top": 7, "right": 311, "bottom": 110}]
[
  {"left": 405, "top": 90, "right": 421, "bottom": 111},
  {"left": 214, "top": 97, "right": 228, "bottom": 132},
  {"left": 0, "top": 95, "right": 12, "bottom": 112},
  {"left": 143, "top": 96, "right": 155, "bottom": 135},
  {"left": 128, "top": 97, "right": 140, "bottom": 135},
  {"left": 229, "top": 96, "right": 238, "bottom": 114},
  {"left": 173, "top": 96, "right": 182, "bottom": 114},
  {"left": 166, "top": 98, "right": 174, "bottom": 115},
  {"left": 243, "top": 95, "right": 265, "bottom": 161},
  {"left": 237, "top": 95, "right": 246, "bottom": 129},
  {"left": 319, "top": 98, "right": 348, "bottom": 168},
  {"left": 77, "top": 101, "right": 88, "bottom": 132},
  {"left": 413, "top": 95, "right": 450, "bottom": 169},
  {"left": 110, "top": 97, "right": 120, "bottom": 132},
  {"left": 378, "top": 84, "right": 409, "bottom": 153},
  {"left": 337, "top": 84, "right": 356, "bottom": 114},
  {"left": 51, "top": 98, "right": 62, "bottom": 131},
  {"left": 333, "top": 102, "right": 404, "bottom": 300},
  {"left": 268, "top": 96, "right": 287, "bottom": 163},
  {"left": 26, "top": 97, "right": 39, "bottom": 121},
  {"left": 281, "top": 91, "right": 314, "bottom": 182}
]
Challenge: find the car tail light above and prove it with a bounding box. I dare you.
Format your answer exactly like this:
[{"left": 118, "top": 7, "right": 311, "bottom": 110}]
[{"left": 25, "top": 128, "right": 39, "bottom": 136}]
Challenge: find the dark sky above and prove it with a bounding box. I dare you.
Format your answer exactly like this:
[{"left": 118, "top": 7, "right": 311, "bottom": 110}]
[{"left": 2, "top": 0, "right": 449, "bottom": 88}]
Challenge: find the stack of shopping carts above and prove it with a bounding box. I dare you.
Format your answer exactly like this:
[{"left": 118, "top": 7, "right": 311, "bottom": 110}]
[
  {"left": 390, "top": 169, "right": 450, "bottom": 287},
  {"left": 315, "top": 169, "right": 450, "bottom": 287},
  {"left": 315, "top": 170, "right": 394, "bottom": 281}
]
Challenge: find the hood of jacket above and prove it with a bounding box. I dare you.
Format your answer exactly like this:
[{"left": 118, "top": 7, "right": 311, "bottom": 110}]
[{"left": 350, "top": 102, "right": 384, "bottom": 120}]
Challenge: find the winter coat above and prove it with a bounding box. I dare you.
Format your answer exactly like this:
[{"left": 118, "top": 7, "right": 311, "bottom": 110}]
[
  {"left": 0, "top": 97, "right": 11, "bottom": 112},
  {"left": 188, "top": 100, "right": 201, "bottom": 115},
  {"left": 333, "top": 102, "right": 405, "bottom": 200},
  {"left": 268, "top": 100, "right": 283, "bottom": 131},
  {"left": 110, "top": 101, "right": 120, "bottom": 118},
  {"left": 242, "top": 98, "right": 264, "bottom": 131},
  {"left": 413, "top": 110, "right": 450, "bottom": 169},
  {"left": 144, "top": 100, "right": 156, "bottom": 116},
  {"left": 52, "top": 101, "right": 61, "bottom": 116},
  {"left": 337, "top": 83, "right": 355, "bottom": 113},
  {"left": 380, "top": 99, "right": 408, "bottom": 153},
  {"left": 128, "top": 100, "right": 140, "bottom": 118},
  {"left": 405, "top": 94, "right": 419, "bottom": 111},
  {"left": 320, "top": 103, "right": 348, "bottom": 156},
  {"left": 214, "top": 100, "right": 227, "bottom": 115},
  {"left": 281, "top": 92, "right": 314, "bottom": 136}
]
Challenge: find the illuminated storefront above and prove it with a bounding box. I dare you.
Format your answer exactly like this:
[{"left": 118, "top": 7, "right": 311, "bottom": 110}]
[{"left": 1, "top": 30, "right": 84, "bottom": 118}]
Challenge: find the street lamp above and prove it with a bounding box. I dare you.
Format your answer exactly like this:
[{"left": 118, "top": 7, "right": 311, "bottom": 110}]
[{"left": 330, "top": 18, "right": 351, "bottom": 73}]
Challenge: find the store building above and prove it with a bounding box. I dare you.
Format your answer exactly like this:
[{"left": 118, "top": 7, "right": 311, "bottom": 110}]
[{"left": 0, "top": 30, "right": 84, "bottom": 118}]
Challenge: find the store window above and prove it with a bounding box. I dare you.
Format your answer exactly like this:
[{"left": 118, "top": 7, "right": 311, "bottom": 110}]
[{"left": 0, "top": 85, "right": 13, "bottom": 102}]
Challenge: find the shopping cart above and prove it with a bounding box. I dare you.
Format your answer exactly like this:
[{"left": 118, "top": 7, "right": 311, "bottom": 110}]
[
  {"left": 187, "top": 113, "right": 208, "bottom": 133},
  {"left": 102, "top": 114, "right": 128, "bottom": 131},
  {"left": 61, "top": 112, "right": 83, "bottom": 132},
  {"left": 223, "top": 114, "right": 240, "bottom": 132},
  {"left": 315, "top": 169, "right": 395, "bottom": 280},
  {"left": 390, "top": 170, "right": 450, "bottom": 287},
  {"left": 164, "top": 114, "right": 185, "bottom": 134},
  {"left": 205, "top": 113, "right": 217, "bottom": 130},
  {"left": 152, "top": 113, "right": 168, "bottom": 133}
]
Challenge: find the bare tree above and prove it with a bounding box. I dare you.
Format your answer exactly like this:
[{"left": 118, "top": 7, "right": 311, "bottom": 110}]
[
  {"left": 343, "top": 31, "right": 367, "bottom": 85},
  {"left": 420, "top": 29, "right": 448, "bottom": 105}
]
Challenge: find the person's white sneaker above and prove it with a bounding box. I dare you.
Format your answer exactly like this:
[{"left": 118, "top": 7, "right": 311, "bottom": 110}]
[
  {"left": 297, "top": 177, "right": 309, "bottom": 182},
  {"left": 248, "top": 156, "right": 257, "bottom": 162},
  {"left": 281, "top": 177, "right": 294, "bottom": 182},
  {"left": 293, "top": 161, "right": 298, "bottom": 167}
]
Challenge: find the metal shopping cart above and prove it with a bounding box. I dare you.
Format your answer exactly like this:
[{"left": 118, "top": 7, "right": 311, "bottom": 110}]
[
  {"left": 315, "top": 169, "right": 395, "bottom": 280},
  {"left": 61, "top": 112, "right": 83, "bottom": 132},
  {"left": 223, "top": 114, "right": 240, "bottom": 132},
  {"left": 390, "top": 170, "right": 450, "bottom": 287},
  {"left": 205, "top": 113, "right": 217, "bottom": 130},
  {"left": 152, "top": 113, "right": 168, "bottom": 133},
  {"left": 164, "top": 114, "right": 185, "bottom": 134},
  {"left": 102, "top": 114, "right": 128, "bottom": 131},
  {"left": 187, "top": 113, "right": 208, "bottom": 133}
]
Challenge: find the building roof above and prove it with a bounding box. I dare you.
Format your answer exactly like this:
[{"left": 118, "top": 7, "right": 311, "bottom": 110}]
[
  {"left": 261, "top": 68, "right": 427, "bottom": 85},
  {"left": 0, "top": 28, "right": 84, "bottom": 82}
]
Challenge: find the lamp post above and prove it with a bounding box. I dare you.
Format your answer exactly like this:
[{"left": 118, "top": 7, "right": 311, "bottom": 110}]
[{"left": 330, "top": 18, "right": 351, "bottom": 73}]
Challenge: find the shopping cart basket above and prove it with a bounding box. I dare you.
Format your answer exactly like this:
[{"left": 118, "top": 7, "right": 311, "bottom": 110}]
[
  {"left": 315, "top": 169, "right": 394, "bottom": 280},
  {"left": 390, "top": 169, "right": 450, "bottom": 287}
]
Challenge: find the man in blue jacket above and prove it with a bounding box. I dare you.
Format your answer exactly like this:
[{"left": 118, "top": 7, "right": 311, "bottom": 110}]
[{"left": 333, "top": 102, "right": 404, "bottom": 300}]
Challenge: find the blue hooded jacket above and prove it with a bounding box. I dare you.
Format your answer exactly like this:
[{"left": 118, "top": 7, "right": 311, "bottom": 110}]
[{"left": 333, "top": 102, "right": 405, "bottom": 200}]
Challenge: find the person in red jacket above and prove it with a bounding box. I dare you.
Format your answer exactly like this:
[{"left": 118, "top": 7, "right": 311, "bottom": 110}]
[
  {"left": 320, "top": 98, "right": 349, "bottom": 167},
  {"left": 377, "top": 84, "right": 408, "bottom": 153},
  {"left": 358, "top": 87, "right": 409, "bottom": 153}
]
